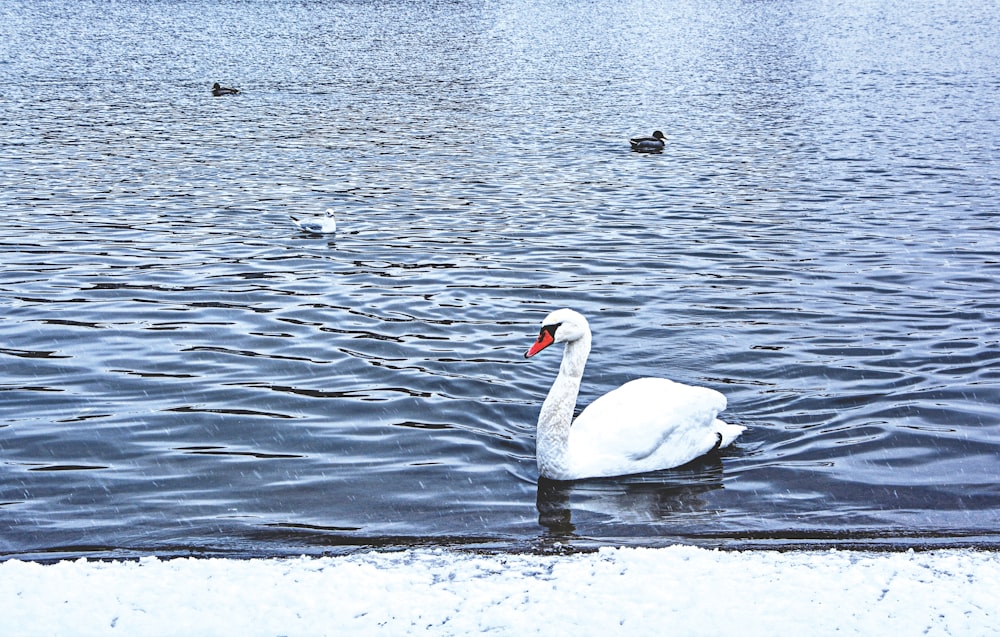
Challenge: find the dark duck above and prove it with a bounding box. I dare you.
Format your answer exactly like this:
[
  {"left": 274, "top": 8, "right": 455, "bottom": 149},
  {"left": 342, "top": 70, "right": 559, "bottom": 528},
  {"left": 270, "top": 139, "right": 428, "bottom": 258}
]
[
  {"left": 212, "top": 82, "right": 240, "bottom": 97},
  {"left": 629, "top": 130, "right": 666, "bottom": 153}
]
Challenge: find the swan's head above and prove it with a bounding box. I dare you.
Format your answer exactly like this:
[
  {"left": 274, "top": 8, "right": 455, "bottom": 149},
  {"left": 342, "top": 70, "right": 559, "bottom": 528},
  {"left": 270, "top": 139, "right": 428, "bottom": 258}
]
[{"left": 524, "top": 308, "right": 589, "bottom": 358}]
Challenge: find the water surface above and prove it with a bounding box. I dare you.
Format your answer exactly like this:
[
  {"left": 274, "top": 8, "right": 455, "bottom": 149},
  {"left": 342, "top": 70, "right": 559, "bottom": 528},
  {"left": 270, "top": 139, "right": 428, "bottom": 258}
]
[{"left": 2, "top": 0, "right": 999, "bottom": 559}]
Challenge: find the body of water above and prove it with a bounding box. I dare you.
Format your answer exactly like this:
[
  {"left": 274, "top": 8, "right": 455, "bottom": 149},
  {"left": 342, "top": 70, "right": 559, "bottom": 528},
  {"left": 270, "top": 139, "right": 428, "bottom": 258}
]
[{"left": 2, "top": 0, "right": 999, "bottom": 559}]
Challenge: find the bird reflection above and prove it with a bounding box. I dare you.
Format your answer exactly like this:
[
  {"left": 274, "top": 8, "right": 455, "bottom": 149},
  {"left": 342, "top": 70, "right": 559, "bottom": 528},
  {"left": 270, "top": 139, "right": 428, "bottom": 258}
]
[
  {"left": 536, "top": 478, "right": 576, "bottom": 535},
  {"left": 535, "top": 455, "right": 728, "bottom": 537}
]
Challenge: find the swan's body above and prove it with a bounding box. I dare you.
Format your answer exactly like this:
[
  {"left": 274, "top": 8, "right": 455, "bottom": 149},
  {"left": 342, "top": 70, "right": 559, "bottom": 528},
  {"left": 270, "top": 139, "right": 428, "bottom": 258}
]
[
  {"left": 212, "top": 82, "right": 240, "bottom": 96},
  {"left": 290, "top": 208, "right": 337, "bottom": 234},
  {"left": 629, "top": 130, "right": 666, "bottom": 153},
  {"left": 524, "top": 309, "right": 743, "bottom": 480}
]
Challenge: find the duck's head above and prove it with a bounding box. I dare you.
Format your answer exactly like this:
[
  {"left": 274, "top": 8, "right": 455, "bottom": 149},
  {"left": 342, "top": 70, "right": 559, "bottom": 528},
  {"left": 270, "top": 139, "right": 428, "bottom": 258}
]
[
  {"left": 652, "top": 130, "right": 666, "bottom": 141},
  {"left": 525, "top": 309, "right": 589, "bottom": 358},
  {"left": 213, "top": 82, "right": 221, "bottom": 90}
]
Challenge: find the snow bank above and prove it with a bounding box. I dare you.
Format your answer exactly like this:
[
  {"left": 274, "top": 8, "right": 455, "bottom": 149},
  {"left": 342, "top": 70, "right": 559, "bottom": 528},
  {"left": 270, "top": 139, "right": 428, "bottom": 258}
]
[{"left": 1, "top": 546, "right": 997, "bottom": 636}]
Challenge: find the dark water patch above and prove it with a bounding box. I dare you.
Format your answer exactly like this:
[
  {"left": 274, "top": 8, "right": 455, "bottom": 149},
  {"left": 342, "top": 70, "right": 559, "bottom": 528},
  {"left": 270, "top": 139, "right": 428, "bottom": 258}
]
[
  {"left": 174, "top": 446, "right": 305, "bottom": 460},
  {"left": 26, "top": 465, "right": 110, "bottom": 472}
]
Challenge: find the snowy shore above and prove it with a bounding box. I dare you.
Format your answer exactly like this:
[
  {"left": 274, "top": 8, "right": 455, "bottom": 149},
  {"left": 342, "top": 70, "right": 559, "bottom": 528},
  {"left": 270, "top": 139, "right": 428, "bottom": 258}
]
[{"left": 2, "top": 545, "right": 998, "bottom": 636}]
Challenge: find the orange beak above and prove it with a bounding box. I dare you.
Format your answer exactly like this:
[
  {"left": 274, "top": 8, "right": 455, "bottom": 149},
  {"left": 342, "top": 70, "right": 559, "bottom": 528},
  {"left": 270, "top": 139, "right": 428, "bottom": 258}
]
[{"left": 525, "top": 327, "right": 556, "bottom": 358}]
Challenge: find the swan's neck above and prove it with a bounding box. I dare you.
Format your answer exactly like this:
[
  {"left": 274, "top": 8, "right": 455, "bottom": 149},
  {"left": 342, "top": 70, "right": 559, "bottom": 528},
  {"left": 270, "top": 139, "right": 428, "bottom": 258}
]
[{"left": 536, "top": 332, "right": 590, "bottom": 479}]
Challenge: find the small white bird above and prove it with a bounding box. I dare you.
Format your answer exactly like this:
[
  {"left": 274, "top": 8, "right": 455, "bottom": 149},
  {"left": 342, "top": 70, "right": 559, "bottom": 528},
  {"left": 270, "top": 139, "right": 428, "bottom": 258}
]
[{"left": 290, "top": 209, "right": 337, "bottom": 234}]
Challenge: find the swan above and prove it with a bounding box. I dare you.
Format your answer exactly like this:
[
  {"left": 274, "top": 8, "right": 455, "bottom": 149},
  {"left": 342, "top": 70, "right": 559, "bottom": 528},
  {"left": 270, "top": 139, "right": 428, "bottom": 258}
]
[
  {"left": 629, "top": 130, "right": 666, "bottom": 153},
  {"left": 290, "top": 208, "right": 337, "bottom": 234},
  {"left": 524, "top": 308, "right": 744, "bottom": 480},
  {"left": 212, "top": 82, "right": 240, "bottom": 96}
]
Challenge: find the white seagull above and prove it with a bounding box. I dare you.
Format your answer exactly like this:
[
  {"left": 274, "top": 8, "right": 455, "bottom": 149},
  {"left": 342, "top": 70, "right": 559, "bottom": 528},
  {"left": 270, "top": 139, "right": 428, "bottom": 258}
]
[{"left": 290, "top": 209, "right": 337, "bottom": 234}]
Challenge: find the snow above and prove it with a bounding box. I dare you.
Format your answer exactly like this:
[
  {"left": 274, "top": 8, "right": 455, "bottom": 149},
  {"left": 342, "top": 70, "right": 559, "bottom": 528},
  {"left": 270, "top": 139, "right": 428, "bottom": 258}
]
[{"left": 1, "top": 546, "right": 998, "bottom": 636}]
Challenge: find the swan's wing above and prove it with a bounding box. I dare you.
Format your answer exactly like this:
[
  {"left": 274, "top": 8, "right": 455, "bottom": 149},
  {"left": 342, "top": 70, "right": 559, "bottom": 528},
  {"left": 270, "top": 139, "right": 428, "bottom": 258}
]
[{"left": 569, "top": 377, "right": 728, "bottom": 474}]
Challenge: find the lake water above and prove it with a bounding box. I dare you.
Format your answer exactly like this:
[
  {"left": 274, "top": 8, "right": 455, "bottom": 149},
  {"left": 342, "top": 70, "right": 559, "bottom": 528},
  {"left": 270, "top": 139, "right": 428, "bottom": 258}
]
[{"left": 2, "top": 0, "right": 999, "bottom": 560}]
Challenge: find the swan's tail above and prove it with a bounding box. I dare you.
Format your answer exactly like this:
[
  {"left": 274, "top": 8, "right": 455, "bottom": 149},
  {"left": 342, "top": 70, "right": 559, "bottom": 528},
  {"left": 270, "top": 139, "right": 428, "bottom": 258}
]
[{"left": 714, "top": 420, "right": 745, "bottom": 448}]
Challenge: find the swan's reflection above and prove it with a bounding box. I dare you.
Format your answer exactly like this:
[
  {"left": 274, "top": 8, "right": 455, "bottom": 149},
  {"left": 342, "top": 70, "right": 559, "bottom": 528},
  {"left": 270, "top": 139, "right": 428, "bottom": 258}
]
[
  {"left": 536, "top": 478, "right": 577, "bottom": 534},
  {"left": 536, "top": 455, "right": 728, "bottom": 537}
]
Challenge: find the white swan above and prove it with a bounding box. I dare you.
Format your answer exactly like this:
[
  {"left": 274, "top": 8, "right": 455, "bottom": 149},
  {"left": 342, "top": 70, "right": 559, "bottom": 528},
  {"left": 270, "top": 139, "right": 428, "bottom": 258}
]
[
  {"left": 290, "top": 208, "right": 337, "bottom": 234},
  {"left": 524, "top": 309, "right": 744, "bottom": 480}
]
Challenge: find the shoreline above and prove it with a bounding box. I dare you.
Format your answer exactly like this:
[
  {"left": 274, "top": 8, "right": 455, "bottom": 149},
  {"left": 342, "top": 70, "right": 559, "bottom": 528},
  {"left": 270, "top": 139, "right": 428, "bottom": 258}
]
[{"left": 2, "top": 545, "right": 997, "bottom": 636}]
